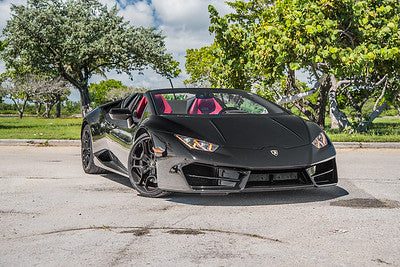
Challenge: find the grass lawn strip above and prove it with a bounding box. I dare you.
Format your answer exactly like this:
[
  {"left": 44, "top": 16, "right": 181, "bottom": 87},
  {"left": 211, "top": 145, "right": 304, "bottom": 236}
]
[
  {"left": 0, "top": 116, "right": 399, "bottom": 142},
  {"left": 0, "top": 117, "right": 81, "bottom": 140}
]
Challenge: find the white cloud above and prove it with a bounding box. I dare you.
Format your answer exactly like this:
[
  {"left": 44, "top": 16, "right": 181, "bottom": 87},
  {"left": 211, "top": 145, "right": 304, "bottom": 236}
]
[
  {"left": 0, "top": 0, "right": 26, "bottom": 33},
  {"left": 97, "top": 0, "right": 118, "bottom": 8},
  {"left": 0, "top": 0, "right": 235, "bottom": 100},
  {"left": 152, "top": 0, "right": 210, "bottom": 30},
  {"left": 119, "top": 1, "right": 154, "bottom": 27}
]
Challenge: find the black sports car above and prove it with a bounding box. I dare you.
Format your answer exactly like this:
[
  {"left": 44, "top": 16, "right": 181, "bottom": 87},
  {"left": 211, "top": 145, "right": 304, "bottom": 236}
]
[{"left": 81, "top": 88, "right": 337, "bottom": 197}]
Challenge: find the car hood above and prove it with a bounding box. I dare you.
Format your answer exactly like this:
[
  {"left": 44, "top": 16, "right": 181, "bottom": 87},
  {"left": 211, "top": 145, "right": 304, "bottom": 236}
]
[{"left": 151, "top": 114, "right": 311, "bottom": 149}]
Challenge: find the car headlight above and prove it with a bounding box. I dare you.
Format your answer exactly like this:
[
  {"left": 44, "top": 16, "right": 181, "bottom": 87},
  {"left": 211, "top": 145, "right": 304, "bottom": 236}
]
[
  {"left": 175, "top": 134, "right": 219, "bottom": 152},
  {"left": 312, "top": 132, "right": 328, "bottom": 149}
]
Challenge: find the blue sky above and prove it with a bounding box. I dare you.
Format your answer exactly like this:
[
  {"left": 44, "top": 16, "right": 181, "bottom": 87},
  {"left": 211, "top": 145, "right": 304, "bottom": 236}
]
[{"left": 0, "top": 0, "right": 233, "bottom": 101}]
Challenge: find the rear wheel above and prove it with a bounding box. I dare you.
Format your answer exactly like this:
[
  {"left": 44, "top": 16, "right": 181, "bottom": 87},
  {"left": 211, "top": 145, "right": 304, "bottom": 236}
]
[
  {"left": 81, "top": 124, "right": 104, "bottom": 174},
  {"left": 128, "top": 132, "right": 167, "bottom": 197}
]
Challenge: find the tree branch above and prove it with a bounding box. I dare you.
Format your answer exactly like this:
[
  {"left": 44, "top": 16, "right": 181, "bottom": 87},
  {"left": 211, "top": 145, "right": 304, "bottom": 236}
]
[
  {"left": 338, "top": 30, "right": 355, "bottom": 48},
  {"left": 373, "top": 78, "right": 388, "bottom": 111},
  {"left": 374, "top": 74, "right": 388, "bottom": 87},
  {"left": 277, "top": 73, "right": 328, "bottom": 104},
  {"left": 311, "top": 64, "right": 320, "bottom": 80}
]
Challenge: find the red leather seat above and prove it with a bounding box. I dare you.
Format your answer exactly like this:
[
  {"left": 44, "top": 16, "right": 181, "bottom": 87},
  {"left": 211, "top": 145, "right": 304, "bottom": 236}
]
[
  {"left": 136, "top": 97, "right": 147, "bottom": 118},
  {"left": 189, "top": 98, "right": 222, "bottom": 114},
  {"left": 154, "top": 94, "right": 172, "bottom": 114}
]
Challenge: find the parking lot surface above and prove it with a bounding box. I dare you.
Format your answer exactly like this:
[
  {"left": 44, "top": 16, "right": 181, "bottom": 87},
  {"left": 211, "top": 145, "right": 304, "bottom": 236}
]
[{"left": 0, "top": 146, "right": 399, "bottom": 266}]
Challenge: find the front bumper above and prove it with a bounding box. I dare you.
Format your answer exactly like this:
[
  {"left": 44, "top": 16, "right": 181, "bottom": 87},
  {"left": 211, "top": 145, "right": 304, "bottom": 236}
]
[{"left": 156, "top": 156, "right": 338, "bottom": 194}]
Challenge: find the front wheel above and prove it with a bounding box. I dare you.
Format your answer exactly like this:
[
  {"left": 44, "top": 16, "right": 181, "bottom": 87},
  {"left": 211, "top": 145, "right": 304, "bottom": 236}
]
[
  {"left": 128, "top": 132, "right": 168, "bottom": 197},
  {"left": 81, "top": 124, "right": 104, "bottom": 174}
]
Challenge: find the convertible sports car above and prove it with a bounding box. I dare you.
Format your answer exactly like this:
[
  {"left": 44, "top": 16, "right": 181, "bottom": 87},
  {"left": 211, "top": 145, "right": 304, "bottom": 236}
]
[{"left": 81, "top": 88, "right": 337, "bottom": 197}]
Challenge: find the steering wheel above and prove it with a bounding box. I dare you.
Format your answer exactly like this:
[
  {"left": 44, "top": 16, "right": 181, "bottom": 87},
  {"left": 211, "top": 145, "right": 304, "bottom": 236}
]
[{"left": 218, "top": 106, "right": 239, "bottom": 115}]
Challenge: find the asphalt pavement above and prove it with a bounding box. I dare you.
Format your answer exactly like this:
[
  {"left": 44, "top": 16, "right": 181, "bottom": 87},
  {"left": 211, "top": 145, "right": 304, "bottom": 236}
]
[{"left": 0, "top": 146, "right": 399, "bottom": 266}]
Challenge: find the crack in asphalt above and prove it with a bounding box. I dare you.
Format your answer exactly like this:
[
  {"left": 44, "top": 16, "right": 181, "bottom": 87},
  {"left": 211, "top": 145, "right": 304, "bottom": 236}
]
[
  {"left": 166, "top": 229, "right": 205, "bottom": 235},
  {"left": 0, "top": 209, "right": 39, "bottom": 215},
  {"left": 12, "top": 225, "right": 282, "bottom": 243}
]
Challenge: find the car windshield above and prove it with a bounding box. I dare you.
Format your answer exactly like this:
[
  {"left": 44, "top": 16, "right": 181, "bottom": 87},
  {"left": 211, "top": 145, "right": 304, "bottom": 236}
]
[{"left": 149, "top": 89, "right": 286, "bottom": 115}]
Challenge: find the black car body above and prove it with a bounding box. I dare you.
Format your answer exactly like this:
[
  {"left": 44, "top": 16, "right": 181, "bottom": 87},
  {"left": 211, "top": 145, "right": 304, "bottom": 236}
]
[{"left": 81, "top": 88, "right": 337, "bottom": 197}]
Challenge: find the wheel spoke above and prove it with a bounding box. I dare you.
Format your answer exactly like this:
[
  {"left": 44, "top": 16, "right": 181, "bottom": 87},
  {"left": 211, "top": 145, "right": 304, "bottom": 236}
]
[
  {"left": 129, "top": 135, "right": 159, "bottom": 193},
  {"left": 142, "top": 154, "right": 151, "bottom": 164},
  {"left": 138, "top": 173, "right": 147, "bottom": 186}
]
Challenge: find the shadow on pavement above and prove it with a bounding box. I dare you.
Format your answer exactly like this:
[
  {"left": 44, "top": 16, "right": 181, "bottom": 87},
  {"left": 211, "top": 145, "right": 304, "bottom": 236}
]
[
  {"left": 100, "top": 172, "right": 132, "bottom": 188},
  {"left": 165, "top": 186, "right": 349, "bottom": 206}
]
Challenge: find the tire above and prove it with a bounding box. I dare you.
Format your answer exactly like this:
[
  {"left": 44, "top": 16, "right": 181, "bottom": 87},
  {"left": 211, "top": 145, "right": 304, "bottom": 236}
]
[
  {"left": 81, "top": 124, "right": 104, "bottom": 174},
  {"left": 128, "top": 132, "right": 168, "bottom": 197}
]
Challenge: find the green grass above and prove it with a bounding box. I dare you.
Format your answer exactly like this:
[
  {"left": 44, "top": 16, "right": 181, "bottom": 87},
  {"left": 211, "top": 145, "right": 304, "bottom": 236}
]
[
  {"left": 325, "top": 117, "right": 400, "bottom": 142},
  {"left": 0, "top": 116, "right": 399, "bottom": 142},
  {"left": 0, "top": 117, "right": 81, "bottom": 140}
]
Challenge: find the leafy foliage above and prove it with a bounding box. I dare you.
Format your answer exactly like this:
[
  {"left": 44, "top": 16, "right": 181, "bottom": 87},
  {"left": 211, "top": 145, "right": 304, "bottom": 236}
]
[
  {"left": 185, "top": 0, "right": 400, "bottom": 130},
  {"left": 185, "top": 46, "right": 217, "bottom": 87},
  {"left": 0, "top": 74, "right": 70, "bottom": 118},
  {"left": 89, "top": 79, "right": 128, "bottom": 107},
  {"left": 1, "top": 0, "right": 180, "bottom": 114},
  {"left": 105, "top": 87, "right": 148, "bottom": 102}
]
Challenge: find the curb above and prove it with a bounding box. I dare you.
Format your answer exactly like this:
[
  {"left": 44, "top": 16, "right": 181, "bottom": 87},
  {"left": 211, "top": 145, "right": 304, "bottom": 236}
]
[
  {"left": 0, "top": 139, "right": 80, "bottom": 147},
  {"left": 0, "top": 139, "right": 400, "bottom": 149},
  {"left": 332, "top": 142, "right": 400, "bottom": 149}
]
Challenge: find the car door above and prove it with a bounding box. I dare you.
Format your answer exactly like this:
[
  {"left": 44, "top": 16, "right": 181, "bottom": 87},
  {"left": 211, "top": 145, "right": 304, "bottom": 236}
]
[{"left": 105, "top": 94, "right": 146, "bottom": 172}]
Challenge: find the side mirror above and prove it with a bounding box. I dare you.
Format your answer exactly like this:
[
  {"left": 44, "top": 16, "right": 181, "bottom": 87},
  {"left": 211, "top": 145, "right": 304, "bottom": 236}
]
[
  {"left": 109, "top": 108, "right": 131, "bottom": 120},
  {"left": 132, "top": 110, "right": 141, "bottom": 122}
]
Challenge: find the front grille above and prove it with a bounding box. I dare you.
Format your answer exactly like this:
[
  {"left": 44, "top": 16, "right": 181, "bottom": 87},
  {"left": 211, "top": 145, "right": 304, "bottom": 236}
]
[
  {"left": 181, "top": 159, "right": 337, "bottom": 191},
  {"left": 246, "top": 170, "right": 312, "bottom": 188},
  {"left": 181, "top": 163, "right": 246, "bottom": 190}
]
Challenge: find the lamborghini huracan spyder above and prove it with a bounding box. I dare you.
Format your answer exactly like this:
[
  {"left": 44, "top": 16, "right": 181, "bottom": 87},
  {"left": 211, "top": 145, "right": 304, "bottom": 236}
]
[{"left": 81, "top": 88, "right": 338, "bottom": 197}]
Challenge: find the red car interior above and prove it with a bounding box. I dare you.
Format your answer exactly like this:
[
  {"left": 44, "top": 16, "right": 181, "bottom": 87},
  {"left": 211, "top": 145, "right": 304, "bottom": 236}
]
[
  {"left": 136, "top": 97, "right": 147, "bottom": 118},
  {"left": 154, "top": 94, "right": 172, "bottom": 114},
  {"left": 189, "top": 98, "right": 222, "bottom": 114}
]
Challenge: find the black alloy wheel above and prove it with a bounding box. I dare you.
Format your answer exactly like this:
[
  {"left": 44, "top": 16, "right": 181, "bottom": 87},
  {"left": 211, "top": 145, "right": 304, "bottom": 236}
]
[
  {"left": 81, "top": 124, "right": 103, "bottom": 174},
  {"left": 128, "top": 132, "right": 167, "bottom": 197}
]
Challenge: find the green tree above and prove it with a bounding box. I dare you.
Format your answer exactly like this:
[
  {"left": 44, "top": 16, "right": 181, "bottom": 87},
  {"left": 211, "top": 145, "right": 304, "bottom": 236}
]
[
  {"left": 187, "top": 0, "right": 400, "bottom": 130},
  {"left": 1, "top": 0, "right": 180, "bottom": 115},
  {"left": 245, "top": 0, "right": 400, "bottom": 130},
  {"left": 28, "top": 75, "right": 70, "bottom": 117},
  {"left": 105, "top": 87, "right": 148, "bottom": 102},
  {"left": 185, "top": 45, "right": 222, "bottom": 87},
  {"left": 0, "top": 74, "right": 33, "bottom": 119},
  {"left": 0, "top": 41, "right": 7, "bottom": 103},
  {"left": 89, "top": 79, "right": 127, "bottom": 107}
]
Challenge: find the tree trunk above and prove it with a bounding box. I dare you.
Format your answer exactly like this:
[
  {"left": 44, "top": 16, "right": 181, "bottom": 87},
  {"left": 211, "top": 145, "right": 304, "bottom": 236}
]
[
  {"left": 18, "top": 100, "right": 27, "bottom": 119},
  {"left": 328, "top": 74, "right": 352, "bottom": 130},
  {"left": 35, "top": 102, "right": 39, "bottom": 116},
  {"left": 329, "top": 109, "right": 339, "bottom": 129},
  {"left": 355, "top": 107, "right": 362, "bottom": 124},
  {"left": 42, "top": 102, "right": 56, "bottom": 118},
  {"left": 358, "top": 102, "right": 387, "bottom": 132},
  {"left": 79, "top": 86, "right": 92, "bottom": 117},
  {"left": 38, "top": 103, "right": 43, "bottom": 115},
  {"left": 42, "top": 103, "right": 51, "bottom": 118},
  {"left": 56, "top": 94, "right": 61, "bottom": 118},
  {"left": 17, "top": 96, "right": 29, "bottom": 119},
  {"left": 315, "top": 77, "right": 330, "bottom": 129},
  {"left": 59, "top": 71, "right": 91, "bottom": 117}
]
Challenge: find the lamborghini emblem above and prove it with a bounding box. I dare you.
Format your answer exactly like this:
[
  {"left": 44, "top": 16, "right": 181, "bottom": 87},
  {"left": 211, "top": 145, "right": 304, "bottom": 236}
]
[{"left": 270, "top": 149, "right": 279, "bottom": 157}]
